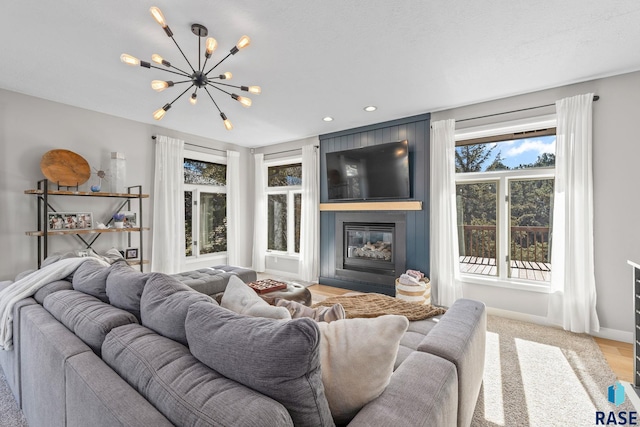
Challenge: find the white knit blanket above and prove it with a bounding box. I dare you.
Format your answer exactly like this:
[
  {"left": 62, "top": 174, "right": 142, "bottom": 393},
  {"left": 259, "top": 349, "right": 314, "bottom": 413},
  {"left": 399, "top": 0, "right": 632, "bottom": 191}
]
[{"left": 0, "top": 257, "right": 108, "bottom": 350}]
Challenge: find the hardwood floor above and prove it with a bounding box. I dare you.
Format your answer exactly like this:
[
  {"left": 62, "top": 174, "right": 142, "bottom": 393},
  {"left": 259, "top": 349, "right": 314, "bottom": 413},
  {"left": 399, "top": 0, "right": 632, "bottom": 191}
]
[{"left": 307, "top": 284, "right": 634, "bottom": 383}]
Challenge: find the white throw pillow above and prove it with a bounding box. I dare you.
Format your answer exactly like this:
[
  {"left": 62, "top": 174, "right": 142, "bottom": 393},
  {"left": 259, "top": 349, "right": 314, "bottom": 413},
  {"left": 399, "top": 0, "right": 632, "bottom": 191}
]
[
  {"left": 317, "top": 315, "right": 409, "bottom": 424},
  {"left": 221, "top": 276, "right": 291, "bottom": 320}
]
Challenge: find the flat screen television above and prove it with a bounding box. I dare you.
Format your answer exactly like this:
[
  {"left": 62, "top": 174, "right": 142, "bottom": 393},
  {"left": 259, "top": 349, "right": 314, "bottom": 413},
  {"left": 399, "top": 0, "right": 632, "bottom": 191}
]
[{"left": 326, "top": 140, "right": 410, "bottom": 201}]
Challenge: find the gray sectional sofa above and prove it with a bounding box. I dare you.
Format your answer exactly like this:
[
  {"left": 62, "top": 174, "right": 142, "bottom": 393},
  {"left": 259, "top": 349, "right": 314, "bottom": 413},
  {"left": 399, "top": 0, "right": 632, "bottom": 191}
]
[{"left": 0, "top": 259, "right": 486, "bottom": 427}]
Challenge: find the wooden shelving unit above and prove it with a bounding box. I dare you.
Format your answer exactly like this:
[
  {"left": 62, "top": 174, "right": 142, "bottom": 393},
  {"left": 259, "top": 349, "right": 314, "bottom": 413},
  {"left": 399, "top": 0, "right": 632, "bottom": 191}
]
[{"left": 25, "top": 179, "right": 149, "bottom": 271}]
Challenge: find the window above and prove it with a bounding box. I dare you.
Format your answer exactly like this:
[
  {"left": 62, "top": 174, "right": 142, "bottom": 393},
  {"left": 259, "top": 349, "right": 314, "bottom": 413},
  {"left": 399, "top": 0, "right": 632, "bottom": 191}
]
[
  {"left": 184, "top": 155, "right": 227, "bottom": 258},
  {"left": 266, "top": 161, "right": 302, "bottom": 254},
  {"left": 455, "top": 128, "right": 555, "bottom": 284}
]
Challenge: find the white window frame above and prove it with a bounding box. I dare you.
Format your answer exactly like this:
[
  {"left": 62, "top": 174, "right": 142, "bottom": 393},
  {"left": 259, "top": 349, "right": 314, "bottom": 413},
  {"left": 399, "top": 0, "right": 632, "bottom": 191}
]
[
  {"left": 454, "top": 115, "right": 556, "bottom": 293},
  {"left": 264, "top": 156, "right": 302, "bottom": 257},
  {"left": 183, "top": 150, "right": 227, "bottom": 261}
]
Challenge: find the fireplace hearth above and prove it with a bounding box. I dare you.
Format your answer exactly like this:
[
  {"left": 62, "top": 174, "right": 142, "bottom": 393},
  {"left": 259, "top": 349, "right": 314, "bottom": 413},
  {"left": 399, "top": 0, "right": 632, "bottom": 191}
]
[{"left": 335, "top": 213, "right": 406, "bottom": 286}]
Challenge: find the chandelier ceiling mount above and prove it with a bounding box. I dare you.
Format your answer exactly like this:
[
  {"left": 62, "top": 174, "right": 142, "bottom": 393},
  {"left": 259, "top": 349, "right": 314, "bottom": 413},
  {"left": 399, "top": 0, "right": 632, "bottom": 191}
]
[{"left": 121, "top": 6, "right": 261, "bottom": 131}]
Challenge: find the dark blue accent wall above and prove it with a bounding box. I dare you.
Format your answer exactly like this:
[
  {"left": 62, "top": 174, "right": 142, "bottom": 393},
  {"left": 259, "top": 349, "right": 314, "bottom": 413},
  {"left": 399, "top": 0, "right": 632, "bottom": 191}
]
[{"left": 319, "top": 114, "right": 430, "bottom": 294}]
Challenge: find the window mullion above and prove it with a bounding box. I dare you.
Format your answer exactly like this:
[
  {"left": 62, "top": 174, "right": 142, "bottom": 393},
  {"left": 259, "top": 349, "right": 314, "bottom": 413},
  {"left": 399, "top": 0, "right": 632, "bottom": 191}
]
[
  {"left": 498, "top": 177, "right": 508, "bottom": 279},
  {"left": 194, "top": 189, "right": 200, "bottom": 258}
]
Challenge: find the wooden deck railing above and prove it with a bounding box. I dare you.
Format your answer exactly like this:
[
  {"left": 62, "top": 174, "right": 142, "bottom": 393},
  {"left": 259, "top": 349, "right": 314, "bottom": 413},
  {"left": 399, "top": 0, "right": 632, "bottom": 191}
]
[{"left": 460, "top": 225, "right": 551, "bottom": 264}]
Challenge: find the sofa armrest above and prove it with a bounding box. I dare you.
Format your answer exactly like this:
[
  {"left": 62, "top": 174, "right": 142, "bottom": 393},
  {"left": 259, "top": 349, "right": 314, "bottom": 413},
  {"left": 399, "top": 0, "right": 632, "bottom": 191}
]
[
  {"left": 348, "top": 351, "right": 458, "bottom": 427},
  {"left": 418, "top": 298, "right": 486, "bottom": 427}
]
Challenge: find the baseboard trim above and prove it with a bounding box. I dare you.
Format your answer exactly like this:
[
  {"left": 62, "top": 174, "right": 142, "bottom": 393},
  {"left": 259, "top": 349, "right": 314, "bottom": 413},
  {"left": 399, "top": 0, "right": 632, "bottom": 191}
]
[{"left": 486, "top": 307, "right": 633, "bottom": 343}]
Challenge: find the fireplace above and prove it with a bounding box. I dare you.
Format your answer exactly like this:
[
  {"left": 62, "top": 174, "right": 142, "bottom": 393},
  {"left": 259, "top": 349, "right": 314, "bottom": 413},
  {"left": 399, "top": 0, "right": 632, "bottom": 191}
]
[{"left": 335, "top": 213, "right": 406, "bottom": 286}]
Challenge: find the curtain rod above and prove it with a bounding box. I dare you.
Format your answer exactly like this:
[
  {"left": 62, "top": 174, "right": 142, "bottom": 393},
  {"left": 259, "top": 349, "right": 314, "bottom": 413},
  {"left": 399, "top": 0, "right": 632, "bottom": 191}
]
[
  {"left": 151, "top": 135, "right": 227, "bottom": 154},
  {"left": 456, "top": 95, "right": 599, "bottom": 123},
  {"left": 261, "top": 145, "right": 319, "bottom": 158}
]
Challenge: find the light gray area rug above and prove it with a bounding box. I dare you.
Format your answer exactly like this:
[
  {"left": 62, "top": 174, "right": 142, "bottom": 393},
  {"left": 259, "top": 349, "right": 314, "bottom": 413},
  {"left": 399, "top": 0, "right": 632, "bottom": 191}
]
[
  {"left": 473, "top": 315, "right": 634, "bottom": 426},
  {"left": 0, "top": 370, "right": 28, "bottom": 426}
]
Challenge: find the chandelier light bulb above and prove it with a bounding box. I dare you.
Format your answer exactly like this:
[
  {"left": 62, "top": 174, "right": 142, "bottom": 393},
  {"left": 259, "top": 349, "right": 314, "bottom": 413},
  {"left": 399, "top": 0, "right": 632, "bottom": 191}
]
[
  {"left": 153, "top": 104, "right": 171, "bottom": 121},
  {"left": 221, "top": 113, "right": 233, "bottom": 130},
  {"left": 190, "top": 93, "right": 198, "bottom": 105},
  {"left": 221, "top": 72, "right": 232, "bottom": 80},
  {"left": 248, "top": 86, "right": 261, "bottom": 95},
  {"left": 149, "top": 7, "right": 167, "bottom": 28},
  {"left": 205, "top": 38, "right": 218, "bottom": 58},
  {"left": 232, "top": 94, "right": 252, "bottom": 108},
  {"left": 120, "top": 54, "right": 140, "bottom": 66},
  {"left": 151, "top": 80, "right": 173, "bottom": 92},
  {"left": 151, "top": 54, "right": 170, "bottom": 67},
  {"left": 236, "top": 35, "right": 251, "bottom": 50}
]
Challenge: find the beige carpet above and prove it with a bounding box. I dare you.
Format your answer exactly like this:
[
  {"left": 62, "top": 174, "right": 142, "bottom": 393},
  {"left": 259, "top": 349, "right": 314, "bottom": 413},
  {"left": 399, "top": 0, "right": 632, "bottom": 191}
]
[{"left": 473, "top": 315, "right": 635, "bottom": 426}]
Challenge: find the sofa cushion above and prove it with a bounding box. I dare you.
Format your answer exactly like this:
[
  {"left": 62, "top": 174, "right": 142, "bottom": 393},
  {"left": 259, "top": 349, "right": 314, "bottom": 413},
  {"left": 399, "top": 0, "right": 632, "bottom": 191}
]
[
  {"left": 140, "top": 272, "right": 217, "bottom": 345},
  {"left": 33, "top": 280, "right": 73, "bottom": 304},
  {"left": 72, "top": 258, "right": 110, "bottom": 302},
  {"left": 43, "top": 290, "right": 138, "bottom": 356},
  {"left": 186, "top": 302, "right": 333, "bottom": 427},
  {"left": 220, "top": 275, "right": 291, "bottom": 320},
  {"left": 317, "top": 315, "right": 409, "bottom": 425},
  {"left": 106, "top": 261, "right": 149, "bottom": 320},
  {"left": 102, "top": 324, "right": 294, "bottom": 427}
]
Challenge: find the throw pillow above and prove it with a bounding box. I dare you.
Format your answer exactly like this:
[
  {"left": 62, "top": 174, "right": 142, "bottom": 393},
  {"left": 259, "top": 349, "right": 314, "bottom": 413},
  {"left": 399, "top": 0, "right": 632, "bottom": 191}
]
[
  {"left": 72, "top": 258, "right": 111, "bottom": 302},
  {"left": 274, "top": 298, "right": 345, "bottom": 323},
  {"left": 317, "top": 315, "right": 409, "bottom": 424},
  {"left": 185, "top": 302, "right": 334, "bottom": 427},
  {"left": 140, "top": 272, "right": 216, "bottom": 345},
  {"left": 220, "top": 275, "right": 291, "bottom": 320},
  {"left": 106, "top": 260, "right": 149, "bottom": 321}
]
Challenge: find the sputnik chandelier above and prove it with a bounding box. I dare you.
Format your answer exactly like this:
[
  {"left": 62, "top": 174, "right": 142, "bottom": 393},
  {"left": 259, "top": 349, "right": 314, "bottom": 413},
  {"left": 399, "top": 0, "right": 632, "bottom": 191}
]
[{"left": 120, "top": 6, "right": 260, "bottom": 130}]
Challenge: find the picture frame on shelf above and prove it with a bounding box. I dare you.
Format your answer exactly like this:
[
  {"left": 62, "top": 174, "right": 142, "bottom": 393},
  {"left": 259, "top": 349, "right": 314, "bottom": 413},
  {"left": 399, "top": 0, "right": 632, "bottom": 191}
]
[
  {"left": 48, "top": 212, "right": 93, "bottom": 230},
  {"left": 124, "top": 247, "right": 139, "bottom": 260},
  {"left": 120, "top": 211, "right": 137, "bottom": 228}
]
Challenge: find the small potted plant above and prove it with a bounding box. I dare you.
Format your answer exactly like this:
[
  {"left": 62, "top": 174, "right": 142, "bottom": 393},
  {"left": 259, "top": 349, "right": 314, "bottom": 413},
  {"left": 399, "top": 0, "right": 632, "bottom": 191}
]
[{"left": 113, "top": 213, "right": 125, "bottom": 229}]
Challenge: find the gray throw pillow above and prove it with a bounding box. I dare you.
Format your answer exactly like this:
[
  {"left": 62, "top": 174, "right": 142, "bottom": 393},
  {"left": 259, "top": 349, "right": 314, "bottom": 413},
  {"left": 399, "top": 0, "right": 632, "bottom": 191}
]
[
  {"left": 102, "top": 324, "right": 294, "bottom": 427},
  {"left": 44, "top": 290, "right": 138, "bottom": 355},
  {"left": 186, "top": 302, "right": 334, "bottom": 427},
  {"left": 72, "top": 258, "right": 110, "bottom": 302},
  {"left": 140, "top": 273, "right": 216, "bottom": 345},
  {"left": 106, "top": 261, "right": 149, "bottom": 320}
]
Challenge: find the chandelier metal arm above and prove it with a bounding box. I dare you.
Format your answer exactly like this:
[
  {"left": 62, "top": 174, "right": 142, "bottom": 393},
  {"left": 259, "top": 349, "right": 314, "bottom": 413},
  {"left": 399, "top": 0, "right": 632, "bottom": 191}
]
[
  {"left": 204, "top": 52, "right": 232, "bottom": 76},
  {"left": 206, "top": 82, "right": 233, "bottom": 97},
  {"left": 170, "top": 36, "right": 197, "bottom": 74},
  {"left": 203, "top": 87, "right": 223, "bottom": 114},
  {"left": 167, "top": 83, "right": 196, "bottom": 107},
  {"left": 209, "top": 81, "right": 243, "bottom": 91},
  {"left": 149, "top": 64, "right": 191, "bottom": 78}
]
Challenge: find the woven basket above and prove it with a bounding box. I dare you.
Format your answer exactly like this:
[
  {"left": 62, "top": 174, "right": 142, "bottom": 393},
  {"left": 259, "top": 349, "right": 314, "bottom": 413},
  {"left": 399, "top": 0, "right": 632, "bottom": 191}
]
[{"left": 395, "top": 277, "right": 431, "bottom": 305}]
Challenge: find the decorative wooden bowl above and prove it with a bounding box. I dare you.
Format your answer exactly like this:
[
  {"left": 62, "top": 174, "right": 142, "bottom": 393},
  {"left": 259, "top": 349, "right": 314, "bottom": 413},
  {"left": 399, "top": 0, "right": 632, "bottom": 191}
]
[{"left": 40, "top": 149, "right": 91, "bottom": 187}]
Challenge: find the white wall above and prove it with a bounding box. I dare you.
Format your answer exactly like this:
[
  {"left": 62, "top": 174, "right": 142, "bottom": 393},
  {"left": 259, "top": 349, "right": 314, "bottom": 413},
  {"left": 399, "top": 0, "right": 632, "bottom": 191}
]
[
  {"left": 0, "top": 88, "right": 254, "bottom": 280},
  {"left": 431, "top": 70, "right": 640, "bottom": 341}
]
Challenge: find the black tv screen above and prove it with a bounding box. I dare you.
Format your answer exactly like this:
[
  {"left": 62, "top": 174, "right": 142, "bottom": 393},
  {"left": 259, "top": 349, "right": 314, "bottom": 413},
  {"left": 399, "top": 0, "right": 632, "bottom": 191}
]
[{"left": 326, "top": 140, "right": 410, "bottom": 201}]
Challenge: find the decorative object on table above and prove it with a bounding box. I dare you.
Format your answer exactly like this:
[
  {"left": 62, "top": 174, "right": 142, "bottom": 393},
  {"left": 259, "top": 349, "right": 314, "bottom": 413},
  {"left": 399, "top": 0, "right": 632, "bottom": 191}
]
[
  {"left": 110, "top": 152, "right": 126, "bottom": 193},
  {"left": 48, "top": 212, "right": 93, "bottom": 230},
  {"left": 120, "top": 211, "right": 137, "bottom": 228},
  {"left": 90, "top": 167, "right": 110, "bottom": 192},
  {"left": 112, "top": 213, "right": 125, "bottom": 229},
  {"left": 40, "top": 149, "right": 91, "bottom": 188},
  {"left": 395, "top": 270, "right": 431, "bottom": 305},
  {"left": 120, "top": 6, "right": 261, "bottom": 131},
  {"left": 124, "top": 248, "right": 139, "bottom": 260},
  {"left": 246, "top": 278, "right": 288, "bottom": 294}
]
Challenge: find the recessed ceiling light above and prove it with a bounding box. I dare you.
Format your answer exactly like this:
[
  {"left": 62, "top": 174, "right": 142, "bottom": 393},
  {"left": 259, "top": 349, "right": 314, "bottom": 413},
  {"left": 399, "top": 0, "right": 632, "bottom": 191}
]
[
  {"left": 364, "top": 106, "right": 377, "bottom": 112},
  {"left": 323, "top": 116, "right": 334, "bottom": 122}
]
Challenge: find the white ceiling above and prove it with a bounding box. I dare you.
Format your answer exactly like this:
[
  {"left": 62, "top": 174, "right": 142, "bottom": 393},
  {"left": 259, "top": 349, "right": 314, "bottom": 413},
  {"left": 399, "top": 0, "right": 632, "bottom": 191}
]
[{"left": 2, "top": 1, "right": 640, "bottom": 147}]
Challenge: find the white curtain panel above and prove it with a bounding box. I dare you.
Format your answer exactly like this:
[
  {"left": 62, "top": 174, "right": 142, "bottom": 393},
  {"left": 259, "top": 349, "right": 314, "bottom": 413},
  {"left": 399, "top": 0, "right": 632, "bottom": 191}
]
[
  {"left": 547, "top": 93, "right": 600, "bottom": 333},
  {"left": 252, "top": 153, "right": 267, "bottom": 272},
  {"left": 299, "top": 143, "right": 320, "bottom": 283},
  {"left": 430, "top": 119, "right": 463, "bottom": 307},
  {"left": 226, "top": 150, "right": 241, "bottom": 266},
  {"left": 151, "top": 135, "right": 185, "bottom": 274}
]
